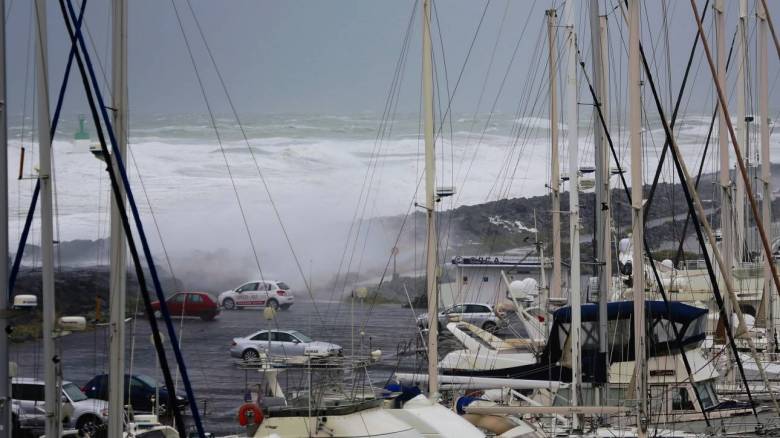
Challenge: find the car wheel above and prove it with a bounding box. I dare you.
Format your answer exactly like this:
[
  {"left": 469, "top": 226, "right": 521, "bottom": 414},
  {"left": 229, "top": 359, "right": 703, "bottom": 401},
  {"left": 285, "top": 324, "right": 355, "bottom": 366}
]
[
  {"left": 266, "top": 299, "right": 279, "bottom": 310},
  {"left": 242, "top": 349, "right": 261, "bottom": 361},
  {"left": 280, "top": 304, "right": 291, "bottom": 311},
  {"left": 77, "top": 414, "right": 102, "bottom": 435},
  {"left": 200, "top": 311, "right": 216, "bottom": 321},
  {"left": 223, "top": 298, "right": 235, "bottom": 310},
  {"left": 482, "top": 321, "right": 498, "bottom": 333}
]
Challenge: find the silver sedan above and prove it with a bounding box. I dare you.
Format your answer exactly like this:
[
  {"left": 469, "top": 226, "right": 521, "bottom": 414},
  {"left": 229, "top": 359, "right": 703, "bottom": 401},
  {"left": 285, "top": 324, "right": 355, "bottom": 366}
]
[
  {"left": 230, "top": 329, "right": 343, "bottom": 360},
  {"left": 416, "top": 303, "right": 505, "bottom": 332}
]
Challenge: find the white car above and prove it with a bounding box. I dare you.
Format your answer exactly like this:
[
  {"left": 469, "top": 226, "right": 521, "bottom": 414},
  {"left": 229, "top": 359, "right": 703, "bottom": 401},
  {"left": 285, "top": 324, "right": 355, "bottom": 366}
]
[
  {"left": 218, "top": 280, "right": 294, "bottom": 311},
  {"left": 230, "top": 329, "right": 342, "bottom": 360},
  {"left": 12, "top": 377, "right": 108, "bottom": 435}
]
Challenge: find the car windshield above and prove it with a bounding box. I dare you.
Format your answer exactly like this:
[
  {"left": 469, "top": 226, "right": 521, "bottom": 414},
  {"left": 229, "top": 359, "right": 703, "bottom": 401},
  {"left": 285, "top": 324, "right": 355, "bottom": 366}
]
[
  {"left": 277, "top": 282, "right": 291, "bottom": 290},
  {"left": 63, "top": 382, "right": 87, "bottom": 402},
  {"left": 289, "top": 331, "right": 312, "bottom": 343},
  {"left": 135, "top": 374, "right": 158, "bottom": 389}
]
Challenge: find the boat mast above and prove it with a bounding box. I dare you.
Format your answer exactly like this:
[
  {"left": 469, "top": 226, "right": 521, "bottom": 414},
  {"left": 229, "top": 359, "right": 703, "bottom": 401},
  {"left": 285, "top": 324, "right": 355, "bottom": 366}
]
[
  {"left": 589, "top": 0, "right": 609, "bottom": 403},
  {"left": 546, "top": 9, "right": 561, "bottom": 305},
  {"left": 735, "top": 0, "right": 749, "bottom": 264},
  {"left": 563, "top": 0, "right": 581, "bottom": 429},
  {"left": 715, "top": 0, "right": 734, "bottom": 332},
  {"left": 422, "top": 0, "right": 438, "bottom": 399},
  {"left": 36, "top": 1, "right": 59, "bottom": 436},
  {"left": 628, "top": 0, "right": 647, "bottom": 435},
  {"left": 0, "top": 0, "right": 9, "bottom": 433},
  {"left": 108, "top": 0, "right": 128, "bottom": 435},
  {"left": 758, "top": 0, "right": 774, "bottom": 352}
]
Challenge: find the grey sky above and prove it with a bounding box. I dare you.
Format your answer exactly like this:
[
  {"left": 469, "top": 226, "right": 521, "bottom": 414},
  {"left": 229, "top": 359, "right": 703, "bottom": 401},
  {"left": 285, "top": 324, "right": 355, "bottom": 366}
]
[{"left": 6, "top": 0, "right": 780, "bottom": 118}]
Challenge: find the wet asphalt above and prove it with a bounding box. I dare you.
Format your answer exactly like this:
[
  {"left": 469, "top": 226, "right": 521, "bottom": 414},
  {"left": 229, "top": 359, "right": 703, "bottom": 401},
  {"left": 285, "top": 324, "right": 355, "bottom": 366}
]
[{"left": 9, "top": 299, "right": 438, "bottom": 436}]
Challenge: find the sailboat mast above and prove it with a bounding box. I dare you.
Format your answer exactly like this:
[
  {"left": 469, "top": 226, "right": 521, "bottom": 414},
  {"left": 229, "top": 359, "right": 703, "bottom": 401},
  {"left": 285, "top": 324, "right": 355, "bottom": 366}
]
[
  {"left": 108, "top": 0, "right": 128, "bottom": 435},
  {"left": 0, "top": 0, "right": 9, "bottom": 433},
  {"left": 546, "top": 9, "right": 561, "bottom": 304},
  {"left": 629, "top": 0, "right": 647, "bottom": 435},
  {"left": 589, "top": 0, "right": 609, "bottom": 402},
  {"left": 758, "top": 0, "right": 774, "bottom": 352},
  {"left": 35, "top": 1, "right": 59, "bottom": 436},
  {"left": 715, "top": 0, "right": 734, "bottom": 326},
  {"left": 735, "top": 0, "right": 748, "bottom": 263},
  {"left": 563, "top": 0, "right": 581, "bottom": 429},
  {"left": 422, "top": 0, "right": 438, "bottom": 399}
]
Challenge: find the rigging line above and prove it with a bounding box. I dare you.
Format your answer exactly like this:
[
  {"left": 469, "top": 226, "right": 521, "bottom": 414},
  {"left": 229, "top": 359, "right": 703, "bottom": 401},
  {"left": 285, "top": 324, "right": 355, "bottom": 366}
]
[
  {"left": 644, "top": 0, "right": 719, "bottom": 216},
  {"left": 577, "top": 51, "right": 713, "bottom": 428},
  {"left": 456, "top": 0, "right": 508, "bottom": 173},
  {"left": 126, "top": 144, "right": 179, "bottom": 299},
  {"left": 484, "top": 21, "right": 546, "bottom": 202},
  {"left": 74, "top": 0, "right": 112, "bottom": 97},
  {"left": 168, "top": 0, "right": 267, "bottom": 285},
  {"left": 495, "top": 27, "right": 550, "bottom": 201},
  {"left": 348, "top": 14, "right": 416, "bottom": 302},
  {"left": 325, "top": 0, "right": 418, "bottom": 317},
  {"left": 454, "top": 3, "right": 536, "bottom": 206},
  {"left": 185, "top": 1, "right": 327, "bottom": 316},
  {"left": 18, "top": 0, "right": 32, "bottom": 239},
  {"left": 432, "top": 0, "right": 492, "bottom": 154},
  {"left": 672, "top": 42, "right": 738, "bottom": 266},
  {"left": 9, "top": 0, "right": 87, "bottom": 296},
  {"left": 644, "top": 3, "right": 772, "bottom": 414},
  {"left": 61, "top": 0, "right": 206, "bottom": 434}
]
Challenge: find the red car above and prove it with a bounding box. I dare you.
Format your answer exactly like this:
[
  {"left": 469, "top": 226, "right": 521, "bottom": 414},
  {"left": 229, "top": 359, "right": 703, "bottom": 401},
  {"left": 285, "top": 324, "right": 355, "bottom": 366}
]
[{"left": 151, "top": 292, "right": 220, "bottom": 321}]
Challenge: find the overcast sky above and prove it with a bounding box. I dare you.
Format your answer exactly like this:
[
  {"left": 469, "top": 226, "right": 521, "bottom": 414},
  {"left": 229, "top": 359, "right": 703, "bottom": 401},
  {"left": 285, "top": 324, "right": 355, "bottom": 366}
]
[{"left": 6, "top": 0, "right": 780, "bottom": 118}]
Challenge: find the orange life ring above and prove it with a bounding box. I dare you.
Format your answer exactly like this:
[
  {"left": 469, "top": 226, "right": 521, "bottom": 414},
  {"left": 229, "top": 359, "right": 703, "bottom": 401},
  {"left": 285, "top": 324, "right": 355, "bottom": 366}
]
[{"left": 237, "top": 402, "right": 264, "bottom": 426}]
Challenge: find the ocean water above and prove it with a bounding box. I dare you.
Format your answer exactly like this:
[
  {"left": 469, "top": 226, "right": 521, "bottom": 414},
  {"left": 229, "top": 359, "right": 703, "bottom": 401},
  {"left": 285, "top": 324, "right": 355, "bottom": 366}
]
[{"left": 7, "top": 112, "right": 780, "bottom": 291}]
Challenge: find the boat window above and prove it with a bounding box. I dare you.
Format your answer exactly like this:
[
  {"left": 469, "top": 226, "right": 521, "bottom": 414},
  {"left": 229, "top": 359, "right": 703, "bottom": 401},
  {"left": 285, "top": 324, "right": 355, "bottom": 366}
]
[
  {"left": 672, "top": 387, "right": 694, "bottom": 410},
  {"left": 607, "top": 318, "right": 632, "bottom": 348},
  {"left": 251, "top": 331, "right": 270, "bottom": 341},
  {"left": 650, "top": 319, "right": 681, "bottom": 344},
  {"left": 693, "top": 382, "right": 716, "bottom": 410},
  {"left": 686, "top": 313, "right": 707, "bottom": 341},
  {"left": 63, "top": 382, "right": 87, "bottom": 402},
  {"left": 581, "top": 321, "right": 598, "bottom": 348}
]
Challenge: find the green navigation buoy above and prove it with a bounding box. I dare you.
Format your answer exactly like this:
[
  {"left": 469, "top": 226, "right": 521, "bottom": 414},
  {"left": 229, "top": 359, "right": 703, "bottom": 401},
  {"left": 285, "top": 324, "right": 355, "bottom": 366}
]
[{"left": 74, "top": 115, "right": 90, "bottom": 140}]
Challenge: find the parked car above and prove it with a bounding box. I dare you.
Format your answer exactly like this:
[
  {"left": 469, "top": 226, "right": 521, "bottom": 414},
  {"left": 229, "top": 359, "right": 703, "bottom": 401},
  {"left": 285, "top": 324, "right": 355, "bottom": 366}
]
[
  {"left": 416, "top": 303, "right": 505, "bottom": 332},
  {"left": 82, "top": 374, "right": 187, "bottom": 416},
  {"left": 230, "top": 329, "right": 342, "bottom": 360},
  {"left": 12, "top": 377, "right": 108, "bottom": 435},
  {"left": 218, "top": 280, "right": 294, "bottom": 311},
  {"left": 151, "top": 291, "right": 220, "bottom": 321}
]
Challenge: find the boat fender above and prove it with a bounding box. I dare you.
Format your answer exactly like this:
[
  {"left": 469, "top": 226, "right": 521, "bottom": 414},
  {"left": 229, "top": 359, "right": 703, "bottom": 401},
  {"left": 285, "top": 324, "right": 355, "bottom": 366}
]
[
  {"left": 455, "top": 396, "right": 481, "bottom": 415},
  {"left": 237, "top": 402, "right": 264, "bottom": 426}
]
